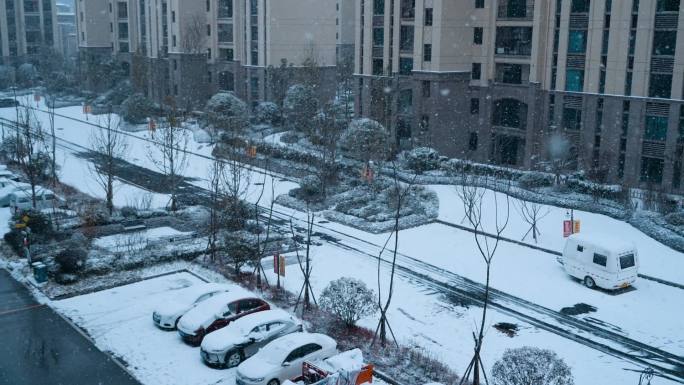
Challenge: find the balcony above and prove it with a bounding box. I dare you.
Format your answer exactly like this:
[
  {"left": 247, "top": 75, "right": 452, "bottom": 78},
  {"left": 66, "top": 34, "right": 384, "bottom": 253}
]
[{"left": 495, "top": 26, "right": 532, "bottom": 56}]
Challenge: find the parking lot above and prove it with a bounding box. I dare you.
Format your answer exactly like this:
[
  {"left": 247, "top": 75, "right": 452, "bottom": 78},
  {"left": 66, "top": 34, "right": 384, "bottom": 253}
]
[{"left": 51, "top": 272, "right": 240, "bottom": 385}]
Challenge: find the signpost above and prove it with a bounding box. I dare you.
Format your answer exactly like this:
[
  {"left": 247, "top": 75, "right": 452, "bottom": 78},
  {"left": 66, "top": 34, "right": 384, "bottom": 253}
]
[
  {"left": 274, "top": 253, "right": 285, "bottom": 288},
  {"left": 563, "top": 209, "right": 581, "bottom": 237}
]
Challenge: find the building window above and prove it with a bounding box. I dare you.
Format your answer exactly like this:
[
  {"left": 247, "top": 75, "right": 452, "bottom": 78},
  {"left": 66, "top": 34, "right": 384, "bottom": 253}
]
[
  {"left": 422, "top": 80, "right": 431, "bottom": 97},
  {"left": 425, "top": 8, "right": 433, "bottom": 26},
  {"left": 172, "top": 34, "right": 176, "bottom": 47},
  {"left": 653, "top": 31, "right": 677, "bottom": 56},
  {"left": 469, "top": 132, "right": 478, "bottom": 151},
  {"left": 373, "top": 28, "right": 384, "bottom": 46},
  {"left": 475, "top": 0, "right": 485, "bottom": 8},
  {"left": 645, "top": 116, "right": 668, "bottom": 141},
  {"left": 562, "top": 107, "right": 582, "bottom": 130},
  {"left": 571, "top": 0, "right": 590, "bottom": 13},
  {"left": 473, "top": 27, "right": 483, "bottom": 44},
  {"left": 641, "top": 157, "right": 664, "bottom": 184},
  {"left": 495, "top": 26, "right": 532, "bottom": 55},
  {"left": 374, "top": 0, "right": 384, "bottom": 15},
  {"left": 250, "top": 0, "right": 258, "bottom": 15},
  {"left": 219, "top": 0, "right": 233, "bottom": 18},
  {"left": 420, "top": 114, "right": 430, "bottom": 131},
  {"left": 118, "top": 22, "right": 129, "bottom": 39},
  {"left": 119, "top": 42, "right": 129, "bottom": 52},
  {"left": 207, "top": 48, "right": 212, "bottom": 59},
  {"left": 656, "top": 0, "right": 680, "bottom": 12},
  {"left": 399, "top": 89, "right": 413, "bottom": 114},
  {"left": 401, "top": 0, "right": 415, "bottom": 19},
  {"left": 493, "top": 99, "right": 527, "bottom": 129},
  {"left": 400, "top": 26, "right": 414, "bottom": 52},
  {"left": 496, "top": 63, "right": 523, "bottom": 84},
  {"left": 251, "top": 50, "right": 258, "bottom": 64},
  {"left": 423, "top": 44, "right": 432, "bottom": 61},
  {"left": 218, "top": 23, "right": 233, "bottom": 43},
  {"left": 472, "top": 63, "right": 481, "bottom": 80},
  {"left": 372, "top": 59, "right": 384, "bottom": 75},
  {"left": 649, "top": 74, "right": 672, "bottom": 98},
  {"left": 565, "top": 69, "right": 584, "bottom": 92},
  {"left": 220, "top": 48, "right": 234, "bottom": 61},
  {"left": 117, "top": 1, "right": 127, "bottom": 18},
  {"left": 171, "top": 11, "right": 176, "bottom": 23},
  {"left": 567, "top": 30, "right": 587, "bottom": 53},
  {"left": 470, "top": 98, "right": 480, "bottom": 114},
  {"left": 399, "top": 57, "right": 413, "bottom": 75},
  {"left": 502, "top": 0, "right": 528, "bottom": 18}
]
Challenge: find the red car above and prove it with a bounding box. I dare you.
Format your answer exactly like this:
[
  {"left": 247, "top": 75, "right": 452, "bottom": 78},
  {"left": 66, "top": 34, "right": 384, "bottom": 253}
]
[{"left": 177, "top": 292, "right": 270, "bottom": 346}]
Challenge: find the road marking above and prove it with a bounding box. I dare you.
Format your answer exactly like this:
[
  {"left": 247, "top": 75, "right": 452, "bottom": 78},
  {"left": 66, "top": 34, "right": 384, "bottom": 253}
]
[{"left": 0, "top": 303, "right": 45, "bottom": 317}]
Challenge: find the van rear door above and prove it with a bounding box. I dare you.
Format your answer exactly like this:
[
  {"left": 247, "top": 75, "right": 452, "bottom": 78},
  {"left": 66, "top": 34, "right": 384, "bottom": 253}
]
[{"left": 616, "top": 252, "right": 638, "bottom": 285}]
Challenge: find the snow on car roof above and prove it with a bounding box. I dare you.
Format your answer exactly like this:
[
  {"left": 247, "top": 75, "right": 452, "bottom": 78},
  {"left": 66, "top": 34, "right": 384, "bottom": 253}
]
[
  {"left": 569, "top": 233, "right": 635, "bottom": 253},
  {"left": 175, "top": 282, "right": 230, "bottom": 301},
  {"left": 259, "top": 333, "right": 336, "bottom": 363},
  {"left": 318, "top": 348, "right": 364, "bottom": 373},
  {"left": 230, "top": 309, "right": 295, "bottom": 331},
  {"left": 180, "top": 289, "right": 252, "bottom": 329}
]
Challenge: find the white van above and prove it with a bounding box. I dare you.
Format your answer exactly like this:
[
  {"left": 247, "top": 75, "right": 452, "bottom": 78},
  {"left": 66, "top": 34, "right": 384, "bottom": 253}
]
[
  {"left": 561, "top": 233, "right": 639, "bottom": 290},
  {"left": 9, "top": 187, "right": 63, "bottom": 212}
]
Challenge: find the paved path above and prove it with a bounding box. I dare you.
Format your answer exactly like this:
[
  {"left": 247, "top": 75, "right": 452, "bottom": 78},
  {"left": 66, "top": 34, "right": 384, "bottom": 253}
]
[{"left": 0, "top": 269, "right": 140, "bottom": 385}]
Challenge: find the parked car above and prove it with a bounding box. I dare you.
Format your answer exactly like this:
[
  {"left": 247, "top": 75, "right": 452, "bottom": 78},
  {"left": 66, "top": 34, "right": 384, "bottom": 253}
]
[
  {"left": 561, "top": 233, "right": 639, "bottom": 290},
  {"left": 152, "top": 283, "right": 231, "bottom": 330},
  {"left": 236, "top": 333, "right": 337, "bottom": 385},
  {"left": 9, "top": 186, "right": 64, "bottom": 211},
  {"left": 200, "top": 309, "right": 303, "bottom": 368},
  {"left": 177, "top": 292, "right": 270, "bottom": 346}
]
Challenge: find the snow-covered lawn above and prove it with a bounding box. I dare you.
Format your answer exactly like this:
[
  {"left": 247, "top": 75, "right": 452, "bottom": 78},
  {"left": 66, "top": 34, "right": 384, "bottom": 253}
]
[
  {"left": 52, "top": 272, "right": 237, "bottom": 385},
  {"left": 93, "top": 226, "right": 194, "bottom": 253},
  {"left": 263, "top": 243, "right": 674, "bottom": 385},
  {"left": 0, "top": 206, "right": 11, "bottom": 235}
]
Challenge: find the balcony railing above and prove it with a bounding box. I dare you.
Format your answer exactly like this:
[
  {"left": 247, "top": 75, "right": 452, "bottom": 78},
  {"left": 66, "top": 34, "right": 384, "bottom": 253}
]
[
  {"left": 495, "top": 44, "right": 531, "bottom": 56},
  {"left": 497, "top": 0, "right": 534, "bottom": 20}
]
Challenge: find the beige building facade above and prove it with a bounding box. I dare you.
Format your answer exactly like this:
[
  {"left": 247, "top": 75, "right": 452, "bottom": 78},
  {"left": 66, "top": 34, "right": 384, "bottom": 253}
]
[
  {"left": 355, "top": 0, "right": 684, "bottom": 193},
  {"left": 0, "top": 0, "right": 59, "bottom": 65},
  {"left": 76, "top": 0, "right": 338, "bottom": 109}
]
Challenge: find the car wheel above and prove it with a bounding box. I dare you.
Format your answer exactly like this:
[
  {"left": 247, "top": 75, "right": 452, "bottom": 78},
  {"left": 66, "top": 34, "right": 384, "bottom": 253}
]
[
  {"left": 584, "top": 276, "right": 596, "bottom": 289},
  {"left": 225, "top": 349, "right": 243, "bottom": 368},
  {"left": 267, "top": 380, "right": 279, "bottom": 385}
]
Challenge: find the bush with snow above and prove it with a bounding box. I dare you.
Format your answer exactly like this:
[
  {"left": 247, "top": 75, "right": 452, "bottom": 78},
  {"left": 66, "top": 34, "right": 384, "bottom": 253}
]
[
  {"left": 340, "top": 118, "right": 389, "bottom": 163},
  {"left": 319, "top": 277, "right": 376, "bottom": 327},
  {"left": 403, "top": 147, "right": 441, "bottom": 173},
  {"left": 283, "top": 84, "right": 318, "bottom": 134},
  {"left": 204, "top": 92, "right": 249, "bottom": 134},
  {"left": 518, "top": 172, "right": 554, "bottom": 189},
  {"left": 55, "top": 241, "right": 88, "bottom": 275},
  {"left": 289, "top": 174, "right": 325, "bottom": 203},
  {"left": 491, "top": 346, "right": 574, "bottom": 385},
  {"left": 665, "top": 211, "right": 684, "bottom": 226},
  {"left": 121, "top": 93, "right": 155, "bottom": 124},
  {"left": 254, "top": 101, "right": 280, "bottom": 125}
]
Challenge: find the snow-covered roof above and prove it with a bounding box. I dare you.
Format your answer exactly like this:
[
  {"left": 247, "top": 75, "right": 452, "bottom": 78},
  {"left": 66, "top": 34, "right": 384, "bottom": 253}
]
[
  {"left": 179, "top": 290, "right": 251, "bottom": 330},
  {"left": 259, "top": 333, "right": 336, "bottom": 364},
  {"left": 318, "top": 348, "right": 364, "bottom": 373},
  {"left": 568, "top": 233, "right": 635, "bottom": 253}
]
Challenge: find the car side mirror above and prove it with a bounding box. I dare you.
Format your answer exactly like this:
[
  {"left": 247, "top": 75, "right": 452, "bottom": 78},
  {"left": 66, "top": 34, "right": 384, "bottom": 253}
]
[{"left": 282, "top": 362, "right": 291, "bottom": 367}]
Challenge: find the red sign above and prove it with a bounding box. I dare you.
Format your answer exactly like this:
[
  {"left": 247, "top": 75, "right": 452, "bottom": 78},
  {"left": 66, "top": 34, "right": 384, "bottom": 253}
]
[
  {"left": 83, "top": 104, "right": 92, "bottom": 114},
  {"left": 273, "top": 254, "right": 285, "bottom": 276},
  {"left": 148, "top": 119, "right": 156, "bottom": 131},
  {"left": 563, "top": 220, "right": 573, "bottom": 238},
  {"left": 33, "top": 94, "right": 41, "bottom": 102}
]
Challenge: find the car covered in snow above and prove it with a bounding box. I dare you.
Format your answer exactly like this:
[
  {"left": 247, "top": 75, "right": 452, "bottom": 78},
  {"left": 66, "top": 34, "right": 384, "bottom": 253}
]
[
  {"left": 236, "top": 333, "right": 337, "bottom": 385},
  {"left": 152, "top": 283, "right": 231, "bottom": 330},
  {"left": 286, "top": 348, "right": 374, "bottom": 385},
  {"left": 561, "top": 233, "right": 639, "bottom": 290},
  {"left": 200, "top": 309, "right": 303, "bottom": 368},
  {"left": 177, "top": 292, "right": 270, "bottom": 345}
]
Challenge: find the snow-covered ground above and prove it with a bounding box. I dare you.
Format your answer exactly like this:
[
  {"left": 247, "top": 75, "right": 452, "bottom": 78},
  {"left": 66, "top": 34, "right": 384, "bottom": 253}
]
[
  {"left": 2, "top": 100, "right": 683, "bottom": 384},
  {"left": 0, "top": 206, "right": 11, "bottom": 235},
  {"left": 93, "top": 226, "right": 194, "bottom": 253}
]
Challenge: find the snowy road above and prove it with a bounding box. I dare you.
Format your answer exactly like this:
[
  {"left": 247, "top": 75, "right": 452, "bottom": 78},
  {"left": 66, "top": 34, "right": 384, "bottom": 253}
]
[{"left": 3, "top": 103, "right": 684, "bottom": 383}]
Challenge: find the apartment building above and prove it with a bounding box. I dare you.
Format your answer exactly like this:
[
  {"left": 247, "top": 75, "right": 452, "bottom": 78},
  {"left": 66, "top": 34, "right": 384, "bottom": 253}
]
[
  {"left": 57, "top": 2, "right": 77, "bottom": 63},
  {"left": 76, "top": 0, "right": 338, "bottom": 109},
  {"left": 0, "top": 0, "right": 59, "bottom": 65},
  {"left": 355, "top": 0, "right": 684, "bottom": 193},
  {"left": 337, "top": 0, "right": 356, "bottom": 68}
]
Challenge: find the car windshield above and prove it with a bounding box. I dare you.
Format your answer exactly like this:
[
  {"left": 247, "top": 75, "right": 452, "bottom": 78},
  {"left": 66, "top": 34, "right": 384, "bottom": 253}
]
[{"left": 620, "top": 254, "right": 636, "bottom": 270}]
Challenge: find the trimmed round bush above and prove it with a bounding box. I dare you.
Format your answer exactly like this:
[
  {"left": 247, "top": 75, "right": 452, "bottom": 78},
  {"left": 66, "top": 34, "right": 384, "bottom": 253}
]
[
  {"left": 319, "top": 277, "right": 376, "bottom": 327},
  {"left": 517, "top": 172, "right": 554, "bottom": 189},
  {"left": 55, "top": 243, "right": 88, "bottom": 274},
  {"left": 121, "top": 93, "right": 155, "bottom": 124},
  {"left": 254, "top": 101, "right": 280, "bottom": 125},
  {"left": 404, "top": 147, "right": 441, "bottom": 173},
  {"left": 665, "top": 211, "right": 684, "bottom": 226}
]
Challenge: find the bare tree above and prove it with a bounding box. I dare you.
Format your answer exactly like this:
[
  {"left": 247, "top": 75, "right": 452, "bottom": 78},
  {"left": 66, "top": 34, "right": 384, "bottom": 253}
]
[
  {"left": 372, "top": 162, "right": 418, "bottom": 348},
  {"left": 252, "top": 168, "right": 276, "bottom": 290},
  {"left": 223, "top": 144, "right": 252, "bottom": 230},
  {"left": 180, "top": 14, "right": 208, "bottom": 54},
  {"left": 290, "top": 212, "right": 316, "bottom": 313},
  {"left": 457, "top": 175, "right": 511, "bottom": 385},
  {"left": 206, "top": 159, "right": 225, "bottom": 262},
  {"left": 90, "top": 107, "right": 128, "bottom": 215},
  {"left": 514, "top": 199, "right": 550, "bottom": 244},
  {"left": 46, "top": 95, "right": 58, "bottom": 187},
  {"left": 15, "top": 101, "right": 47, "bottom": 208},
  {"left": 147, "top": 102, "right": 189, "bottom": 211}
]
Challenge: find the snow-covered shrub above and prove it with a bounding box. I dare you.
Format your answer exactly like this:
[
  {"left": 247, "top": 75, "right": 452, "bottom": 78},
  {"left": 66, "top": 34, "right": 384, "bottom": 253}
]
[
  {"left": 517, "top": 172, "right": 554, "bottom": 189},
  {"left": 403, "top": 147, "right": 441, "bottom": 173},
  {"left": 289, "top": 175, "right": 325, "bottom": 203},
  {"left": 491, "top": 346, "right": 574, "bottom": 385},
  {"left": 0, "top": 65, "right": 14, "bottom": 89},
  {"left": 204, "top": 92, "right": 249, "bottom": 134},
  {"left": 566, "top": 178, "right": 622, "bottom": 201},
  {"left": 280, "top": 131, "right": 301, "bottom": 144},
  {"left": 319, "top": 277, "right": 376, "bottom": 327},
  {"left": 340, "top": 118, "right": 389, "bottom": 163},
  {"left": 17, "top": 63, "right": 37, "bottom": 87},
  {"left": 78, "top": 204, "right": 111, "bottom": 227},
  {"left": 121, "top": 93, "right": 155, "bottom": 124},
  {"left": 283, "top": 84, "right": 318, "bottom": 135},
  {"left": 120, "top": 206, "right": 139, "bottom": 218},
  {"left": 254, "top": 101, "right": 280, "bottom": 125},
  {"left": 665, "top": 211, "right": 684, "bottom": 226},
  {"left": 55, "top": 241, "right": 88, "bottom": 275},
  {"left": 103, "top": 80, "right": 133, "bottom": 106}
]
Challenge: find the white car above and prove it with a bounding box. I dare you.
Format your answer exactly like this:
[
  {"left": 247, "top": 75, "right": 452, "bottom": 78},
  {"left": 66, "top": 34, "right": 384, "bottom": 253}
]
[
  {"left": 236, "top": 333, "right": 337, "bottom": 385},
  {"left": 152, "top": 283, "right": 230, "bottom": 330},
  {"left": 200, "top": 309, "right": 303, "bottom": 368}
]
